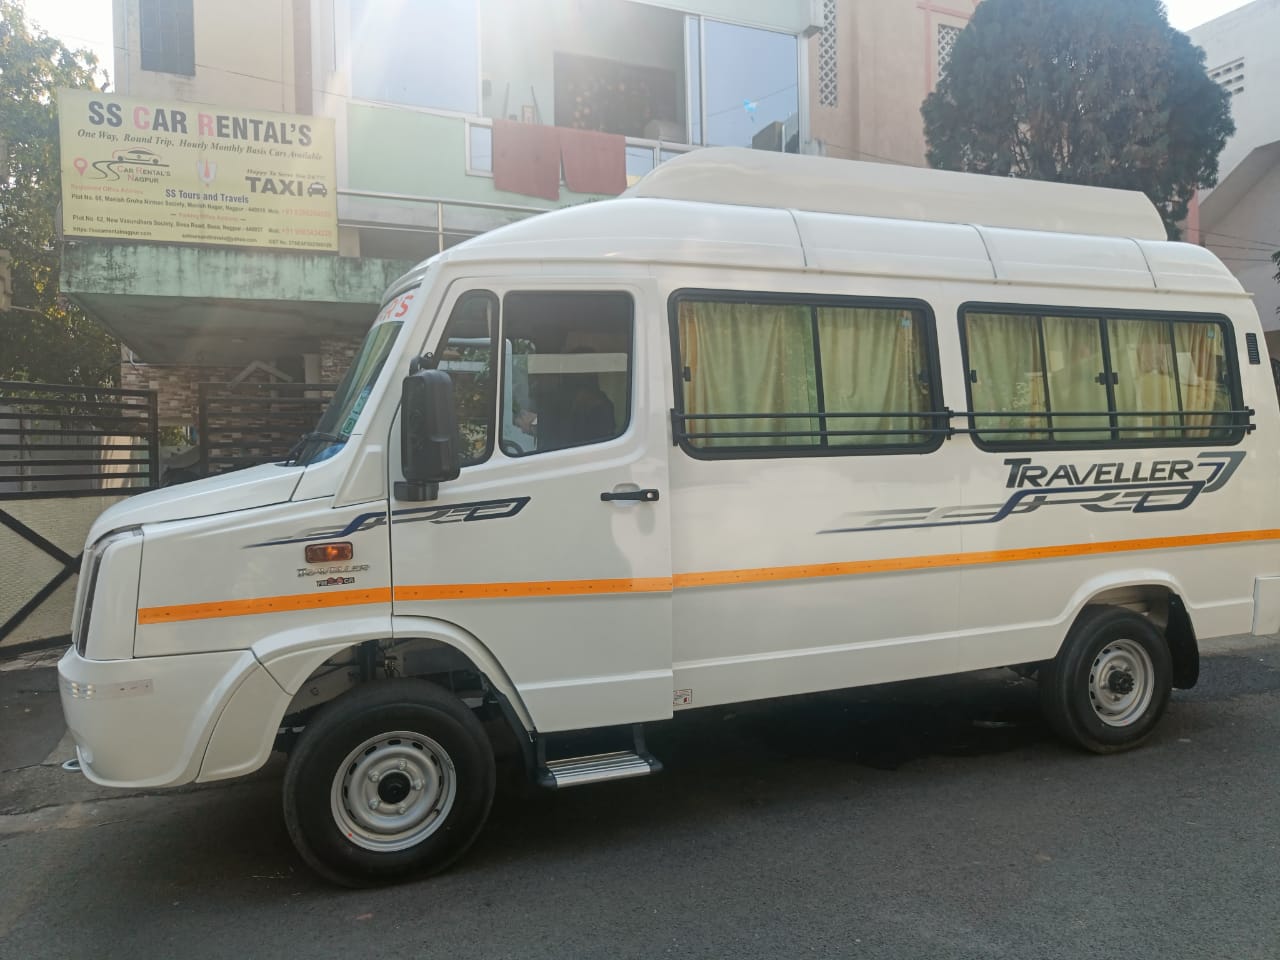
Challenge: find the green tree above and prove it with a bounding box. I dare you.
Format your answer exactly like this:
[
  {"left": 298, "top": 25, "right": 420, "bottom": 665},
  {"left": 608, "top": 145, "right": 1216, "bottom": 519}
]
[
  {"left": 921, "top": 0, "right": 1234, "bottom": 239},
  {"left": 0, "top": 0, "right": 119, "bottom": 386}
]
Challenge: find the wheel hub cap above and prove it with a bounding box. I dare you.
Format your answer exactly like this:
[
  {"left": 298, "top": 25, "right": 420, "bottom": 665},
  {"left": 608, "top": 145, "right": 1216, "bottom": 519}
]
[
  {"left": 1088, "top": 639, "right": 1155, "bottom": 728},
  {"left": 1107, "top": 671, "right": 1136, "bottom": 696},
  {"left": 330, "top": 732, "right": 457, "bottom": 852},
  {"left": 377, "top": 772, "right": 412, "bottom": 805}
]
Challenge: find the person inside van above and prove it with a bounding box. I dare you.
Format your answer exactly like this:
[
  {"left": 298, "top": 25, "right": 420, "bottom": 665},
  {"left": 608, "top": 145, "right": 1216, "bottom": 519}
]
[{"left": 514, "top": 348, "right": 616, "bottom": 453}]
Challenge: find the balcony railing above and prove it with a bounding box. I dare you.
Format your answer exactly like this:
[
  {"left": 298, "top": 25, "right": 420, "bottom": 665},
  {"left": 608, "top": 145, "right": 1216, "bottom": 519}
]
[{"left": 463, "top": 117, "right": 697, "bottom": 186}]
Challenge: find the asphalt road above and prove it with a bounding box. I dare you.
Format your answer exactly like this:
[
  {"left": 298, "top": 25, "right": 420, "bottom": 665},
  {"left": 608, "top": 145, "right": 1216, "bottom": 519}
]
[{"left": 2, "top": 638, "right": 1279, "bottom": 960}]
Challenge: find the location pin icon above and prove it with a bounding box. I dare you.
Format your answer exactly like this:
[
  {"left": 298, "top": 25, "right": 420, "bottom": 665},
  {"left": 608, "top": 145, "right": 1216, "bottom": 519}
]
[{"left": 73, "top": 157, "right": 88, "bottom": 176}]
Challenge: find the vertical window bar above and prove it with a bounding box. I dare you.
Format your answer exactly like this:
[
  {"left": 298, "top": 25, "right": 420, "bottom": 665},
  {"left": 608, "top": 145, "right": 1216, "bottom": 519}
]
[
  {"left": 1035, "top": 315, "right": 1054, "bottom": 441},
  {"left": 1098, "top": 317, "right": 1120, "bottom": 441},
  {"left": 684, "top": 16, "right": 701, "bottom": 146},
  {"left": 698, "top": 16, "right": 708, "bottom": 147},
  {"left": 1167, "top": 320, "right": 1186, "bottom": 440},
  {"left": 810, "top": 306, "right": 828, "bottom": 447}
]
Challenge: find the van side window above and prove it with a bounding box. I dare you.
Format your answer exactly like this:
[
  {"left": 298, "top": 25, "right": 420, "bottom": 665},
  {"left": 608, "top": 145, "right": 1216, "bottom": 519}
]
[
  {"left": 966, "top": 313, "right": 1110, "bottom": 443},
  {"left": 433, "top": 291, "right": 498, "bottom": 466},
  {"left": 962, "top": 306, "right": 1240, "bottom": 447},
  {"left": 499, "top": 291, "right": 633, "bottom": 457},
  {"left": 673, "top": 294, "right": 940, "bottom": 455}
]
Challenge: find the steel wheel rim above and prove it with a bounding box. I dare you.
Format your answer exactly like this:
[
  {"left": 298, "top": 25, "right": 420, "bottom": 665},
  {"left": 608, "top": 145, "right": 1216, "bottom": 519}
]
[
  {"left": 1088, "top": 638, "right": 1155, "bottom": 727},
  {"left": 330, "top": 730, "right": 457, "bottom": 852}
]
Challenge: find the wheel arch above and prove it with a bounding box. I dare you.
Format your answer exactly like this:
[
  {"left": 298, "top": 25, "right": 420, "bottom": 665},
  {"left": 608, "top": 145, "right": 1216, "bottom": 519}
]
[
  {"left": 198, "top": 617, "right": 537, "bottom": 783},
  {"left": 1063, "top": 572, "right": 1199, "bottom": 689}
]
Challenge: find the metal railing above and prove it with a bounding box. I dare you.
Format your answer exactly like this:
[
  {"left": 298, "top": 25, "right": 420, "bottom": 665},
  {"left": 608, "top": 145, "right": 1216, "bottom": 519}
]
[
  {"left": 0, "top": 381, "right": 159, "bottom": 498},
  {"left": 338, "top": 188, "right": 549, "bottom": 256},
  {"left": 463, "top": 117, "right": 697, "bottom": 183},
  {"left": 671, "top": 407, "right": 1255, "bottom": 447}
]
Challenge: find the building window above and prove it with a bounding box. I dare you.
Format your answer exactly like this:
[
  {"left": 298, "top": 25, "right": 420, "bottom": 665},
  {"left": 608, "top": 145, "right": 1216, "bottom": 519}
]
[
  {"left": 1209, "top": 57, "right": 1245, "bottom": 95},
  {"left": 500, "top": 292, "right": 634, "bottom": 457},
  {"left": 686, "top": 17, "right": 802, "bottom": 153},
  {"left": 139, "top": 0, "right": 195, "bottom": 76},
  {"left": 673, "top": 294, "right": 940, "bottom": 456},
  {"left": 961, "top": 307, "right": 1240, "bottom": 447},
  {"left": 937, "top": 23, "right": 961, "bottom": 83},
  {"left": 350, "top": 0, "right": 479, "bottom": 114},
  {"left": 553, "top": 53, "right": 679, "bottom": 139},
  {"left": 818, "top": 0, "right": 838, "bottom": 108}
]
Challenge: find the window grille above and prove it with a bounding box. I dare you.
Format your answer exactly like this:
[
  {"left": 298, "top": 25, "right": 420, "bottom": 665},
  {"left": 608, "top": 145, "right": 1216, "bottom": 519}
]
[
  {"left": 937, "top": 23, "right": 962, "bottom": 83},
  {"left": 819, "top": 0, "right": 838, "bottom": 107}
]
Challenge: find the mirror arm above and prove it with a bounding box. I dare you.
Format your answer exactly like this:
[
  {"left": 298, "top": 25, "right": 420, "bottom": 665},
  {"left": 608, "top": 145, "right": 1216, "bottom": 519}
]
[{"left": 394, "top": 480, "right": 439, "bottom": 503}]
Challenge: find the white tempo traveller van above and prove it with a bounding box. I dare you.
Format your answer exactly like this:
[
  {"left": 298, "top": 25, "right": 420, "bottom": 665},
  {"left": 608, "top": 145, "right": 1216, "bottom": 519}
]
[{"left": 60, "top": 149, "right": 1280, "bottom": 885}]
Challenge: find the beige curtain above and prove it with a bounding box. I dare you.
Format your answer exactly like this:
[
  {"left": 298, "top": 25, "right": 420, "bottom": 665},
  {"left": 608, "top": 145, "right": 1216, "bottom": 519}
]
[
  {"left": 1174, "top": 322, "right": 1230, "bottom": 438},
  {"left": 1108, "top": 319, "right": 1181, "bottom": 441},
  {"left": 678, "top": 301, "right": 818, "bottom": 448},
  {"left": 966, "top": 313, "right": 1046, "bottom": 441},
  {"left": 1042, "top": 316, "right": 1111, "bottom": 442},
  {"left": 817, "top": 307, "right": 930, "bottom": 445}
]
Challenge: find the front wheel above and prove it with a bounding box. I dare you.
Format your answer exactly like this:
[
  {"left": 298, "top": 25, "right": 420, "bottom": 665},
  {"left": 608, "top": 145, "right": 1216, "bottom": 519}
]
[
  {"left": 1040, "top": 605, "right": 1173, "bottom": 754},
  {"left": 283, "top": 679, "right": 496, "bottom": 886}
]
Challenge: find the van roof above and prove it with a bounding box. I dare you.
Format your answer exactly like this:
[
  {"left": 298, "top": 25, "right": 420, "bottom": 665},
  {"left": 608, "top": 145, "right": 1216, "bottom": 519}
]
[
  {"left": 390, "top": 150, "right": 1243, "bottom": 301},
  {"left": 625, "top": 148, "right": 1168, "bottom": 241}
]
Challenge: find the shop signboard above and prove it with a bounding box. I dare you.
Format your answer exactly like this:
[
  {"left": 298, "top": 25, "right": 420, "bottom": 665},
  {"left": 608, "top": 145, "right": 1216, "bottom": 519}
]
[{"left": 58, "top": 90, "right": 338, "bottom": 252}]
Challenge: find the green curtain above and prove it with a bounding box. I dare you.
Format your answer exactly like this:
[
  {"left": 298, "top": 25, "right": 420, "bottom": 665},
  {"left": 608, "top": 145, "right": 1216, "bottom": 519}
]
[
  {"left": 679, "top": 300, "right": 818, "bottom": 448},
  {"left": 1107, "top": 319, "right": 1181, "bottom": 441},
  {"left": 1042, "top": 316, "right": 1111, "bottom": 442},
  {"left": 1174, "top": 322, "right": 1231, "bottom": 439},
  {"left": 966, "top": 313, "right": 1045, "bottom": 442},
  {"left": 817, "top": 307, "right": 930, "bottom": 445}
]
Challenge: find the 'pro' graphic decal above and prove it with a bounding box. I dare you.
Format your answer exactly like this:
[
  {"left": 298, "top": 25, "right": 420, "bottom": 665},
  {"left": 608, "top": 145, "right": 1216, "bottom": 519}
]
[{"left": 248, "top": 496, "right": 531, "bottom": 547}]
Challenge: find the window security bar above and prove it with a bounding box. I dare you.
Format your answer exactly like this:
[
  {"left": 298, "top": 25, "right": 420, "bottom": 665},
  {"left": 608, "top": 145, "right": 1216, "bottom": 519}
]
[{"left": 670, "top": 408, "right": 1256, "bottom": 444}]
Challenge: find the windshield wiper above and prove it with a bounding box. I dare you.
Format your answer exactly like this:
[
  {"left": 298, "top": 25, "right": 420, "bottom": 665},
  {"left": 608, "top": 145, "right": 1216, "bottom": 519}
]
[{"left": 286, "top": 431, "right": 348, "bottom": 464}]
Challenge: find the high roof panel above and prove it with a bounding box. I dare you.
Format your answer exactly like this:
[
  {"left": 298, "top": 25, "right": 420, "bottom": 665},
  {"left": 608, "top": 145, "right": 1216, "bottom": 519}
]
[{"left": 625, "top": 148, "right": 1169, "bottom": 242}]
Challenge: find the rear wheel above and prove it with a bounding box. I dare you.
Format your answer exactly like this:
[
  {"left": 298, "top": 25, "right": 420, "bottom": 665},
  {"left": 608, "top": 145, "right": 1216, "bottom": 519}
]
[
  {"left": 283, "top": 679, "right": 495, "bottom": 886},
  {"left": 1040, "top": 605, "right": 1173, "bottom": 754}
]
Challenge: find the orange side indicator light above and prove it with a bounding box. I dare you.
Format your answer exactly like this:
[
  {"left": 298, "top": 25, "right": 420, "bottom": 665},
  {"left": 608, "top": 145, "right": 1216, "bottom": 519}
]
[{"left": 305, "top": 542, "right": 353, "bottom": 564}]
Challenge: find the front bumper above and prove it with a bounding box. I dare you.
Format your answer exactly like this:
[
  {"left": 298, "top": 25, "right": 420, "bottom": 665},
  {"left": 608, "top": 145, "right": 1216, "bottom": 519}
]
[{"left": 58, "top": 646, "right": 262, "bottom": 788}]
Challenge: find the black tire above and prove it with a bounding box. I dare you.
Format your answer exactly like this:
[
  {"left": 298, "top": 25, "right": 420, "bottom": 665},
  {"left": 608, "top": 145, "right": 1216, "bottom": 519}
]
[
  {"left": 283, "top": 679, "right": 495, "bottom": 887},
  {"left": 1040, "top": 605, "right": 1173, "bottom": 754}
]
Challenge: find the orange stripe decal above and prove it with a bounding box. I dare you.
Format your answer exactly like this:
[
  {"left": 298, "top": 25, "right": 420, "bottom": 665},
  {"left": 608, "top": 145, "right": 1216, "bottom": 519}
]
[
  {"left": 671, "top": 529, "right": 1280, "bottom": 589},
  {"left": 137, "top": 587, "right": 392, "bottom": 625},
  {"left": 135, "top": 528, "right": 1280, "bottom": 625},
  {"left": 395, "top": 577, "right": 673, "bottom": 602}
]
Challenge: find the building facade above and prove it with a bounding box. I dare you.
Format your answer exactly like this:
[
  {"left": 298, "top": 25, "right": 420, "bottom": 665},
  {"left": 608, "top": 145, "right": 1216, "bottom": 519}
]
[
  {"left": 1188, "top": 0, "right": 1280, "bottom": 349},
  {"left": 807, "top": 0, "right": 980, "bottom": 167}
]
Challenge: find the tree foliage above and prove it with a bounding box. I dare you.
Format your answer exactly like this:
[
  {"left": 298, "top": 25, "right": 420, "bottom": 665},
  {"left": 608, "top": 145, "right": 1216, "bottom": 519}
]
[
  {"left": 0, "top": 0, "right": 118, "bottom": 386},
  {"left": 921, "top": 0, "right": 1235, "bottom": 238}
]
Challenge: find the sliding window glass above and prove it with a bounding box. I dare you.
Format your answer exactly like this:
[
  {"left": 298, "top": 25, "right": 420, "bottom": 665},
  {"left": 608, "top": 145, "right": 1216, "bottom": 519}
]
[
  {"left": 966, "top": 312, "right": 1110, "bottom": 442},
  {"left": 350, "top": 0, "right": 479, "bottom": 114},
  {"left": 674, "top": 295, "right": 938, "bottom": 456},
  {"left": 685, "top": 19, "right": 801, "bottom": 153},
  {"left": 961, "top": 306, "right": 1240, "bottom": 447}
]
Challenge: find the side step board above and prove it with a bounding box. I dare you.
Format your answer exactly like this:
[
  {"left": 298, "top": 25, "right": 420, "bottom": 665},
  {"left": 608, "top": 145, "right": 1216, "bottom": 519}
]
[{"left": 537, "top": 750, "right": 663, "bottom": 788}]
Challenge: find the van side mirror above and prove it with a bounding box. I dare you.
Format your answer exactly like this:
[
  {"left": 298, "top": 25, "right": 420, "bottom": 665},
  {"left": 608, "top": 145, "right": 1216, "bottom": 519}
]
[{"left": 395, "top": 367, "right": 460, "bottom": 502}]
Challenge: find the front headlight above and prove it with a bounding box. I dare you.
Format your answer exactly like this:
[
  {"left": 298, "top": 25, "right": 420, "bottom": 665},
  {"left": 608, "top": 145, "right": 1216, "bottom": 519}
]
[{"left": 73, "top": 529, "right": 141, "bottom": 658}]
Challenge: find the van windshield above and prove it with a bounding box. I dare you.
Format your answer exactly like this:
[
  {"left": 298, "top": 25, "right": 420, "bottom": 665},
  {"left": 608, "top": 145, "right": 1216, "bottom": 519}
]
[{"left": 292, "top": 321, "right": 403, "bottom": 465}]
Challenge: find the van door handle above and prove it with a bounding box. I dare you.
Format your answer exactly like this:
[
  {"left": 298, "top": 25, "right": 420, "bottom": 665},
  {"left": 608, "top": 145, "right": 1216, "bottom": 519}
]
[{"left": 600, "top": 488, "right": 660, "bottom": 503}]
